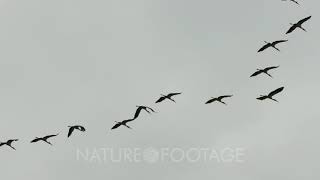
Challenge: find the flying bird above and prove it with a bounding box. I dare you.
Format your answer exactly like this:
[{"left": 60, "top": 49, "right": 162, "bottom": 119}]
[
  {"left": 68, "top": 125, "right": 86, "bottom": 138},
  {"left": 134, "top": 106, "right": 156, "bottom": 119},
  {"left": 30, "top": 134, "right": 59, "bottom": 145},
  {"left": 205, "top": 95, "right": 233, "bottom": 105},
  {"left": 286, "top": 16, "right": 311, "bottom": 34},
  {"left": 111, "top": 118, "right": 135, "bottom": 130},
  {"left": 257, "top": 87, "right": 284, "bottom": 102},
  {"left": 0, "top": 139, "right": 18, "bottom": 150},
  {"left": 155, "top": 93, "right": 182, "bottom": 103},
  {"left": 250, "top": 66, "right": 279, "bottom": 78},
  {"left": 258, "top": 40, "right": 288, "bottom": 52},
  {"left": 282, "top": 0, "right": 300, "bottom": 5}
]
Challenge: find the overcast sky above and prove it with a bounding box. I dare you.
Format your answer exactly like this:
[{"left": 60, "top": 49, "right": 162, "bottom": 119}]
[{"left": 0, "top": 0, "right": 319, "bottom": 179}]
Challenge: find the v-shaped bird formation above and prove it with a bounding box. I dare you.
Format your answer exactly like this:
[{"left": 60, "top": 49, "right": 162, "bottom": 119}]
[{"left": 0, "top": 1, "right": 312, "bottom": 151}]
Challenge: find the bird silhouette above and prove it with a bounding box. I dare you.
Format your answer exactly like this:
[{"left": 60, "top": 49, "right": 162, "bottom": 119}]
[
  {"left": 257, "top": 87, "right": 284, "bottom": 102},
  {"left": 286, "top": 16, "right": 311, "bottom": 34},
  {"left": 250, "top": 66, "right": 279, "bottom": 78},
  {"left": 205, "top": 95, "right": 233, "bottom": 105},
  {"left": 0, "top": 139, "right": 18, "bottom": 150},
  {"left": 30, "top": 134, "right": 59, "bottom": 145},
  {"left": 258, "top": 40, "right": 288, "bottom": 52},
  {"left": 134, "top": 106, "right": 156, "bottom": 119},
  {"left": 155, "top": 93, "right": 182, "bottom": 103},
  {"left": 282, "top": 0, "right": 300, "bottom": 5},
  {"left": 68, "top": 125, "right": 86, "bottom": 138},
  {"left": 111, "top": 118, "right": 135, "bottom": 130}
]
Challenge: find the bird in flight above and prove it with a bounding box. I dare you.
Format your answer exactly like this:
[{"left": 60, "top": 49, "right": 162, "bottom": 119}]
[
  {"left": 250, "top": 66, "right": 279, "bottom": 78},
  {"left": 30, "top": 134, "right": 59, "bottom": 145},
  {"left": 0, "top": 139, "right": 18, "bottom": 150},
  {"left": 205, "top": 95, "right": 233, "bottom": 105},
  {"left": 134, "top": 106, "right": 156, "bottom": 119},
  {"left": 282, "top": 0, "right": 300, "bottom": 5},
  {"left": 155, "top": 93, "right": 182, "bottom": 103},
  {"left": 111, "top": 118, "right": 135, "bottom": 130},
  {"left": 68, "top": 125, "right": 86, "bottom": 138},
  {"left": 257, "top": 87, "right": 284, "bottom": 102},
  {"left": 286, "top": 16, "right": 311, "bottom": 34},
  {"left": 258, "top": 40, "right": 288, "bottom": 52}
]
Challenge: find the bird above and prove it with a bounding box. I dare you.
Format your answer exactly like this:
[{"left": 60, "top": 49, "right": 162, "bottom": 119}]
[
  {"left": 250, "top": 66, "right": 279, "bottom": 78},
  {"left": 0, "top": 139, "right": 18, "bottom": 150},
  {"left": 282, "top": 0, "right": 300, "bottom": 5},
  {"left": 111, "top": 118, "right": 135, "bottom": 130},
  {"left": 286, "top": 16, "right": 311, "bottom": 34},
  {"left": 205, "top": 95, "right": 233, "bottom": 105},
  {"left": 133, "top": 106, "right": 156, "bottom": 119},
  {"left": 30, "top": 134, "right": 59, "bottom": 145},
  {"left": 155, "top": 93, "right": 182, "bottom": 103},
  {"left": 257, "top": 87, "right": 284, "bottom": 102},
  {"left": 67, "top": 125, "right": 86, "bottom": 138},
  {"left": 258, "top": 40, "right": 288, "bottom": 52}
]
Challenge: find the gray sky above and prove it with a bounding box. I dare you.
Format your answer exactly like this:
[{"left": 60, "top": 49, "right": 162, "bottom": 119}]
[{"left": 1, "top": 0, "right": 319, "bottom": 179}]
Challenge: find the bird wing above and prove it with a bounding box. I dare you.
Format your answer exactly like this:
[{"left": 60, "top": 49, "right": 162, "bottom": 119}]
[
  {"left": 286, "top": 25, "right": 297, "bottom": 34},
  {"left": 257, "top": 96, "right": 268, "bottom": 100},
  {"left": 155, "top": 96, "right": 166, "bottom": 103},
  {"left": 205, "top": 98, "right": 216, "bottom": 104},
  {"left": 68, "top": 127, "right": 75, "bottom": 137},
  {"left": 111, "top": 123, "right": 122, "bottom": 130},
  {"left": 44, "top": 134, "right": 58, "bottom": 140},
  {"left": 250, "top": 70, "right": 263, "bottom": 77},
  {"left": 264, "top": 66, "right": 279, "bottom": 71},
  {"left": 167, "top": 92, "right": 182, "bottom": 97},
  {"left": 297, "top": 16, "right": 311, "bottom": 25},
  {"left": 134, "top": 107, "right": 143, "bottom": 119},
  {"left": 273, "top": 40, "right": 288, "bottom": 45},
  {"left": 220, "top": 95, "right": 233, "bottom": 99},
  {"left": 0, "top": 142, "right": 5, "bottom": 147},
  {"left": 258, "top": 44, "right": 271, "bottom": 52},
  {"left": 30, "top": 138, "right": 40, "bottom": 143},
  {"left": 123, "top": 118, "right": 135, "bottom": 124},
  {"left": 268, "top": 87, "right": 284, "bottom": 97}
]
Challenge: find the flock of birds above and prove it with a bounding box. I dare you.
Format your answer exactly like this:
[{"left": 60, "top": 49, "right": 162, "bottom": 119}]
[{"left": 0, "top": 1, "right": 312, "bottom": 151}]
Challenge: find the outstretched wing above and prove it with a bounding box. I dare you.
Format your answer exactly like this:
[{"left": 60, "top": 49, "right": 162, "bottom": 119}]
[
  {"left": 219, "top": 95, "right": 233, "bottom": 99},
  {"left": 30, "top": 138, "right": 40, "bottom": 143},
  {"left": 134, "top": 106, "right": 143, "bottom": 119},
  {"left": 257, "top": 96, "right": 268, "bottom": 100},
  {"left": 258, "top": 44, "right": 271, "bottom": 52},
  {"left": 122, "top": 118, "right": 135, "bottom": 124},
  {"left": 167, "top": 92, "right": 182, "bottom": 96},
  {"left": 264, "top": 66, "right": 279, "bottom": 71},
  {"left": 155, "top": 96, "right": 166, "bottom": 103},
  {"left": 286, "top": 25, "right": 297, "bottom": 34},
  {"left": 68, "top": 127, "right": 75, "bottom": 137},
  {"left": 111, "top": 123, "right": 121, "bottom": 130},
  {"left": 250, "top": 70, "right": 263, "bottom": 77},
  {"left": 205, "top": 98, "right": 216, "bottom": 104},
  {"left": 272, "top": 40, "right": 288, "bottom": 45},
  {"left": 44, "top": 134, "right": 59, "bottom": 140},
  {"left": 268, "top": 87, "right": 284, "bottom": 97},
  {"left": 297, "top": 16, "right": 311, "bottom": 25}
]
